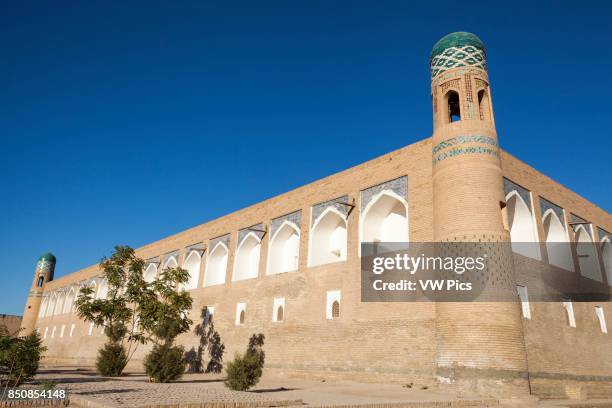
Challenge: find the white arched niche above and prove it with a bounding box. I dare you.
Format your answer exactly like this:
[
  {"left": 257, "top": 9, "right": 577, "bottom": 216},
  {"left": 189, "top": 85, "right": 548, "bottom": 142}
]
[
  {"left": 143, "top": 263, "right": 158, "bottom": 283},
  {"left": 97, "top": 280, "right": 109, "bottom": 299},
  {"left": 309, "top": 207, "right": 347, "bottom": 267},
  {"left": 204, "top": 242, "right": 228, "bottom": 287},
  {"left": 182, "top": 251, "right": 201, "bottom": 290},
  {"left": 361, "top": 190, "right": 408, "bottom": 243},
  {"left": 39, "top": 297, "right": 48, "bottom": 318},
  {"left": 574, "top": 225, "right": 601, "bottom": 281},
  {"left": 63, "top": 288, "right": 75, "bottom": 314},
  {"left": 602, "top": 237, "right": 612, "bottom": 286},
  {"left": 233, "top": 232, "right": 261, "bottom": 281},
  {"left": 506, "top": 191, "right": 540, "bottom": 260},
  {"left": 267, "top": 221, "right": 300, "bottom": 275},
  {"left": 54, "top": 292, "right": 65, "bottom": 315},
  {"left": 542, "top": 209, "right": 573, "bottom": 271},
  {"left": 164, "top": 256, "right": 178, "bottom": 270}
]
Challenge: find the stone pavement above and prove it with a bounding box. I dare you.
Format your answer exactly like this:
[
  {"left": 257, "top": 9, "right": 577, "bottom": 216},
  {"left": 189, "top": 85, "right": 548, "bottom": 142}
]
[{"left": 31, "top": 368, "right": 612, "bottom": 408}]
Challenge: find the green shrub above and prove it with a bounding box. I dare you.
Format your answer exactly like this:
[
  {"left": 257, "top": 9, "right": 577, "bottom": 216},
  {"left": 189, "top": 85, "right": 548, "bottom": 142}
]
[
  {"left": 144, "top": 343, "right": 186, "bottom": 383},
  {"left": 0, "top": 326, "right": 46, "bottom": 387},
  {"left": 96, "top": 341, "right": 128, "bottom": 377},
  {"left": 224, "top": 352, "right": 262, "bottom": 391}
]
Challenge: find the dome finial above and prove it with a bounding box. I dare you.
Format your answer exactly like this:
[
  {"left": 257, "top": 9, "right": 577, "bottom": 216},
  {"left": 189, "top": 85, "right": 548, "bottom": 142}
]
[{"left": 430, "top": 32, "right": 487, "bottom": 79}]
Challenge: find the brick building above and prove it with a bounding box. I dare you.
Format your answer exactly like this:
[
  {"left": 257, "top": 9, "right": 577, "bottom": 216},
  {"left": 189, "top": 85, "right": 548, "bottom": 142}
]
[{"left": 21, "top": 32, "right": 612, "bottom": 398}]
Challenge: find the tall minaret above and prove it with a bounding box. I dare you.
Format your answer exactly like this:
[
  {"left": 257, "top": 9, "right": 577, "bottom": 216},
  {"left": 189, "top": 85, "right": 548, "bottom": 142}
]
[
  {"left": 21, "top": 253, "right": 56, "bottom": 335},
  {"left": 430, "top": 33, "right": 529, "bottom": 395}
]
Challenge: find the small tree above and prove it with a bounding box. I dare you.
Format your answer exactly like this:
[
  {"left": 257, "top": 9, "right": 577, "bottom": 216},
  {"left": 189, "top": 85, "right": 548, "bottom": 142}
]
[
  {"left": 0, "top": 325, "right": 46, "bottom": 392},
  {"left": 74, "top": 246, "right": 147, "bottom": 376},
  {"left": 188, "top": 307, "right": 225, "bottom": 373},
  {"left": 225, "top": 333, "right": 265, "bottom": 391},
  {"left": 140, "top": 267, "right": 193, "bottom": 382}
]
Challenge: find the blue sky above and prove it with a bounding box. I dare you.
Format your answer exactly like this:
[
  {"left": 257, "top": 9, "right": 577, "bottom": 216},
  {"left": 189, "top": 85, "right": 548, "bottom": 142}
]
[{"left": 1, "top": 1, "right": 610, "bottom": 314}]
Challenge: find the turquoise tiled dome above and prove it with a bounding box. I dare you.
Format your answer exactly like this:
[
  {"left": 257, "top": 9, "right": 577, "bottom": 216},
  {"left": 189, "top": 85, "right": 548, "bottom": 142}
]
[
  {"left": 430, "top": 32, "right": 487, "bottom": 79},
  {"left": 38, "top": 252, "right": 56, "bottom": 263}
]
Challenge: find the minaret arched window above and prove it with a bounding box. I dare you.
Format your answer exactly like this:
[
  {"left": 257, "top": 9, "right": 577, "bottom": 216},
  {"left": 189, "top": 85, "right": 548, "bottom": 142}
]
[
  {"left": 478, "top": 89, "right": 491, "bottom": 121},
  {"left": 37, "top": 276, "right": 44, "bottom": 287},
  {"left": 446, "top": 90, "right": 461, "bottom": 123}
]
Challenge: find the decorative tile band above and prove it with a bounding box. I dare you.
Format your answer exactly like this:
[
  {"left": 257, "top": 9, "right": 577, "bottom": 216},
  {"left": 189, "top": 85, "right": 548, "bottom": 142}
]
[
  {"left": 430, "top": 45, "right": 487, "bottom": 79},
  {"left": 432, "top": 135, "right": 497, "bottom": 154},
  {"left": 432, "top": 146, "right": 499, "bottom": 165}
]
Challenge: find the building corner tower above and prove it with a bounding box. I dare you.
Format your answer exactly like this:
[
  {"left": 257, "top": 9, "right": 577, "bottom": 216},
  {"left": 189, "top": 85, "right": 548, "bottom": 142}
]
[
  {"left": 430, "top": 32, "right": 530, "bottom": 396},
  {"left": 21, "top": 253, "right": 56, "bottom": 334}
]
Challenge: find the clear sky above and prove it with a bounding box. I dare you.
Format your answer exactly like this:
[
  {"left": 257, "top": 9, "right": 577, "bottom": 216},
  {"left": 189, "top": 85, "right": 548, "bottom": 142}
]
[{"left": 1, "top": 1, "right": 610, "bottom": 315}]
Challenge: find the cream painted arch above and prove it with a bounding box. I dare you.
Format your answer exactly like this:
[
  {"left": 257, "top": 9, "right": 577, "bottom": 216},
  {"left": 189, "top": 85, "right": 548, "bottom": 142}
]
[
  {"left": 267, "top": 220, "right": 300, "bottom": 275},
  {"left": 97, "top": 280, "right": 109, "bottom": 299},
  {"left": 163, "top": 256, "right": 178, "bottom": 270},
  {"left": 542, "top": 209, "right": 573, "bottom": 271},
  {"left": 143, "top": 263, "right": 158, "bottom": 283},
  {"left": 63, "top": 288, "right": 75, "bottom": 314},
  {"left": 233, "top": 232, "right": 261, "bottom": 282},
  {"left": 602, "top": 237, "right": 612, "bottom": 286},
  {"left": 574, "top": 225, "right": 602, "bottom": 282},
  {"left": 505, "top": 191, "right": 541, "bottom": 260},
  {"left": 54, "top": 292, "right": 65, "bottom": 315},
  {"left": 308, "top": 206, "right": 348, "bottom": 267},
  {"left": 39, "top": 296, "right": 49, "bottom": 318},
  {"left": 205, "top": 241, "right": 229, "bottom": 287},
  {"left": 182, "top": 251, "right": 202, "bottom": 290},
  {"left": 360, "top": 189, "right": 409, "bottom": 244}
]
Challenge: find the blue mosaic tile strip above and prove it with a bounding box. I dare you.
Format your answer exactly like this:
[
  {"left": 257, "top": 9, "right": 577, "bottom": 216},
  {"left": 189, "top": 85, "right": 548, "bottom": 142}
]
[
  {"left": 432, "top": 135, "right": 497, "bottom": 154},
  {"left": 432, "top": 146, "right": 499, "bottom": 165},
  {"left": 209, "top": 234, "right": 230, "bottom": 251},
  {"left": 503, "top": 178, "right": 532, "bottom": 210},
  {"left": 360, "top": 176, "right": 407, "bottom": 212},
  {"left": 311, "top": 195, "right": 350, "bottom": 226},
  {"left": 271, "top": 211, "right": 302, "bottom": 237},
  {"left": 539, "top": 198, "right": 564, "bottom": 226},
  {"left": 569, "top": 213, "right": 592, "bottom": 236},
  {"left": 238, "top": 223, "right": 265, "bottom": 245}
]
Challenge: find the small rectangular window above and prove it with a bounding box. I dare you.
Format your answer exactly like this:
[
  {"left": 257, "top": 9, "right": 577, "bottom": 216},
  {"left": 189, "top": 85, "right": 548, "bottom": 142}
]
[
  {"left": 563, "top": 299, "right": 576, "bottom": 328},
  {"left": 51, "top": 326, "right": 56, "bottom": 338},
  {"left": 88, "top": 323, "right": 94, "bottom": 336},
  {"left": 60, "top": 325, "right": 65, "bottom": 338},
  {"left": 595, "top": 306, "right": 608, "bottom": 334},
  {"left": 70, "top": 324, "right": 76, "bottom": 337},
  {"left": 517, "top": 285, "right": 531, "bottom": 319},
  {"left": 273, "top": 297, "right": 285, "bottom": 322}
]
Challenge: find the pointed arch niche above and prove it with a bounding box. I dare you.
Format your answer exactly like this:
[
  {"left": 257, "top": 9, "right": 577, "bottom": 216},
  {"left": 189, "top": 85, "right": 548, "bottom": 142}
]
[
  {"left": 143, "top": 262, "right": 158, "bottom": 283},
  {"left": 205, "top": 238, "right": 229, "bottom": 287},
  {"left": 268, "top": 219, "right": 301, "bottom": 275},
  {"left": 309, "top": 203, "right": 348, "bottom": 267},
  {"left": 233, "top": 230, "right": 262, "bottom": 282},
  {"left": 182, "top": 248, "right": 202, "bottom": 290},
  {"left": 63, "top": 288, "right": 75, "bottom": 314},
  {"left": 573, "top": 222, "right": 602, "bottom": 282},
  {"left": 600, "top": 232, "right": 612, "bottom": 286},
  {"left": 503, "top": 181, "right": 540, "bottom": 260},
  {"left": 360, "top": 178, "right": 409, "bottom": 244},
  {"left": 541, "top": 205, "right": 573, "bottom": 271}
]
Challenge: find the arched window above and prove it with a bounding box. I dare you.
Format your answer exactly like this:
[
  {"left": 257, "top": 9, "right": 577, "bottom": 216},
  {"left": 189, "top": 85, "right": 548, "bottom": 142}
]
[
  {"left": 233, "top": 233, "right": 261, "bottom": 281},
  {"left": 37, "top": 276, "right": 44, "bottom": 287},
  {"left": 143, "top": 264, "right": 157, "bottom": 283},
  {"left": 182, "top": 251, "right": 201, "bottom": 290},
  {"left": 272, "top": 297, "right": 285, "bottom": 322},
  {"left": 506, "top": 192, "right": 540, "bottom": 260},
  {"left": 478, "top": 89, "right": 490, "bottom": 121},
  {"left": 205, "top": 242, "right": 229, "bottom": 287},
  {"left": 235, "top": 302, "right": 246, "bottom": 325},
  {"left": 309, "top": 208, "right": 347, "bottom": 267},
  {"left": 332, "top": 301, "right": 340, "bottom": 318},
  {"left": 268, "top": 221, "right": 300, "bottom": 275},
  {"left": 446, "top": 90, "right": 461, "bottom": 123},
  {"left": 361, "top": 190, "right": 408, "bottom": 244},
  {"left": 542, "top": 210, "right": 573, "bottom": 271},
  {"left": 574, "top": 225, "right": 601, "bottom": 281},
  {"left": 97, "top": 280, "right": 109, "bottom": 299},
  {"left": 63, "top": 288, "right": 75, "bottom": 314},
  {"left": 602, "top": 237, "right": 612, "bottom": 286}
]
